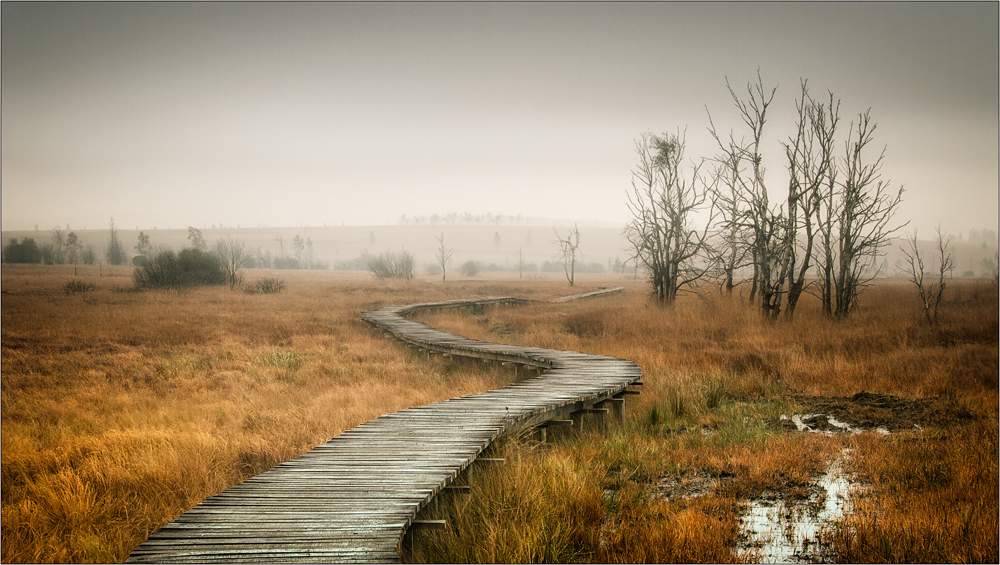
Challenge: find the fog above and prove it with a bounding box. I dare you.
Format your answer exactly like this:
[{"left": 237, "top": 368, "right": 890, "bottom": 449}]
[{"left": 2, "top": 2, "right": 997, "bottom": 235}]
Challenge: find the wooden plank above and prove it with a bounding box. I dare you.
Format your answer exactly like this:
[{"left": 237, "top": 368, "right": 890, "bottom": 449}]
[{"left": 128, "top": 292, "right": 641, "bottom": 564}]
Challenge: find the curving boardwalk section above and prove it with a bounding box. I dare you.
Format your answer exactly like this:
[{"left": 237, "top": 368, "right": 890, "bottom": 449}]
[{"left": 127, "top": 288, "right": 641, "bottom": 563}]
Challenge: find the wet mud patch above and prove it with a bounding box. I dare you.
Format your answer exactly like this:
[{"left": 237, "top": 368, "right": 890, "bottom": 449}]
[
  {"left": 736, "top": 450, "right": 854, "bottom": 563},
  {"left": 770, "top": 391, "right": 975, "bottom": 434},
  {"left": 647, "top": 456, "right": 855, "bottom": 563}
]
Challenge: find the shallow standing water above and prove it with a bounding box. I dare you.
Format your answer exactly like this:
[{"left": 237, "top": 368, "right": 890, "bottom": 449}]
[{"left": 738, "top": 449, "right": 855, "bottom": 563}]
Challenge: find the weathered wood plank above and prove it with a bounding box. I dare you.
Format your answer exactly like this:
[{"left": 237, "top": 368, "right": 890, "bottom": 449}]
[{"left": 127, "top": 291, "right": 641, "bottom": 563}]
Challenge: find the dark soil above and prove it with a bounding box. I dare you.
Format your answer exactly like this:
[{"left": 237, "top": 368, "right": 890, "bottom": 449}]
[{"left": 770, "top": 391, "right": 977, "bottom": 434}]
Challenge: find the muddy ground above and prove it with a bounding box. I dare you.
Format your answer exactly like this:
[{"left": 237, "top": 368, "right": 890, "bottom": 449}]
[
  {"left": 771, "top": 391, "right": 977, "bottom": 434},
  {"left": 649, "top": 391, "right": 977, "bottom": 562}
]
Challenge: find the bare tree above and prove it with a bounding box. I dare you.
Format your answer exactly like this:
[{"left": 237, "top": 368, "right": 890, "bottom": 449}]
[
  {"left": 707, "top": 74, "right": 901, "bottom": 321},
  {"left": 106, "top": 218, "right": 128, "bottom": 265},
  {"left": 516, "top": 248, "right": 525, "bottom": 279},
  {"left": 901, "top": 227, "right": 953, "bottom": 325},
  {"left": 436, "top": 232, "right": 453, "bottom": 284},
  {"left": 274, "top": 234, "right": 286, "bottom": 259},
  {"left": 706, "top": 145, "right": 752, "bottom": 295},
  {"left": 216, "top": 237, "right": 252, "bottom": 290},
  {"left": 626, "top": 130, "right": 714, "bottom": 304},
  {"left": 781, "top": 83, "right": 840, "bottom": 320},
  {"left": 554, "top": 224, "right": 580, "bottom": 287},
  {"left": 832, "top": 110, "right": 905, "bottom": 318},
  {"left": 707, "top": 73, "right": 786, "bottom": 319},
  {"left": 50, "top": 227, "right": 66, "bottom": 264}
]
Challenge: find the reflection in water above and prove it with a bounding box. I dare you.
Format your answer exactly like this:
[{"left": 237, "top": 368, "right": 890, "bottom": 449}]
[{"left": 738, "top": 450, "right": 855, "bottom": 563}]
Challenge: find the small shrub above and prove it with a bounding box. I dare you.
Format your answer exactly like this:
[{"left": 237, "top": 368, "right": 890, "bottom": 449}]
[
  {"left": 460, "top": 260, "right": 482, "bottom": 277},
  {"left": 63, "top": 279, "right": 96, "bottom": 295},
  {"left": 243, "top": 278, "right": 286, "bottom": 294},
  {"left": 366, "top": 250, "right": 414, "bottom": 280}
]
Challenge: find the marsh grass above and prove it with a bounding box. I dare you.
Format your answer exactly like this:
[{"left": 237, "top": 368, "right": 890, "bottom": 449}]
[
  {"left": 411, "top": 278, "right": 997, "bottom": 563},
  {"left": 0, "top": 265, "right": 563, "bottom": 563},
  {"left": 3, "top": 265, "right": 997, "bottom": 563},
  {"left": 833, "top": 418, "right": 999, "bottom": 562}
]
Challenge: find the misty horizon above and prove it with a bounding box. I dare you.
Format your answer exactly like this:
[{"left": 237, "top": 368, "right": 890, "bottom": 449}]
[{"left": 2, "top": 2, "right": 997, "bottom": 235}]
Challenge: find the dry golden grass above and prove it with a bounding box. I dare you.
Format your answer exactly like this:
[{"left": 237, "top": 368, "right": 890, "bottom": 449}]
[
  {"left": 3, "top": 264, "right": 997, "bottom": 563},
  {"left": 834, "top": 418, "right": 998, "bottom": 562},
  {"left": 0, "top": 264, "right": 571, "bottom": 563},
  {"left": 411, "top": 279, "right": 998, "bottom": 563}
]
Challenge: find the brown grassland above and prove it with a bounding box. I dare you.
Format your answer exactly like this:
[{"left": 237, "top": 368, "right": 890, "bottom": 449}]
[{"left": 1, "top": 264, "right": 997, "bottom": 563}]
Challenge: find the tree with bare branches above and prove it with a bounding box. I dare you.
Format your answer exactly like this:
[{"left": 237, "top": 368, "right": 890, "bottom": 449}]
[
  {"left": 627, "top": 130, "right": 714, "bottom": 304},
  {"left": 707, "top": 73, "right": 787, "bottom": 319},
  {"left": 831, "top": 110, "right": 906, "bottom": 318},
  {"left": 216, "top": 237, "right": 252, "bottom": 290},
  {"left": 900, "top": 227, "right": 953, "bottom": 325},
  {"left": 436, "top": 232, "right": 454, "bottom": 284},
  {"left": 780, "top": 82, "right": 840, "bottom": 320},
  {"left": 706, "top": 73, "right": 902, "bottom": 321},
  {"left": 554, "top": 224, "right": 580, "bottom": 287}
]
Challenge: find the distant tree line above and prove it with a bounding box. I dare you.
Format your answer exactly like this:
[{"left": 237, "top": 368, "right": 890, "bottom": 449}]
[
  {"left": 397, "top": 212, "right": 537, "bottom": 227},
  {"left": 965, "top": 229, "right": 998, "bottom": 245},
  {"left": 2, "top": 228, "right": 97, "bottom": 265}
]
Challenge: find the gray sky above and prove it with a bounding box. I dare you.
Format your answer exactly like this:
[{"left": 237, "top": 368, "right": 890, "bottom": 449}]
[{"left": 2, "top": 2, "right": 997, "bottom": 234}]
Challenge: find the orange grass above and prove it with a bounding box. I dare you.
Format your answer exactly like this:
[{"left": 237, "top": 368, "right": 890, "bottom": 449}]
[
  {"left": 834, "top": 418, "right": 999, "bottom": 562},
  {"left": 3, "top": 265, "right": 997, "bottom": 563},
  {"left": 0, "top": 264, "right": 568, "bottom": 563},
  {"left": 412, "top": 279, "right": 998, "bottom": 563}
]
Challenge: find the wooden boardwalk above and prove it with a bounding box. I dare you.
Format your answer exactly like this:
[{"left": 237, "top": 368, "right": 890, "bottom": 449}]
[{"left": 127, "top": 288, "right": 641, "bottom": 563}]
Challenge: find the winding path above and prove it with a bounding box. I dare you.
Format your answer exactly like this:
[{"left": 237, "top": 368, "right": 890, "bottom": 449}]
[{"left": 127, "top": 288, "right": 642, "bottom": 563}]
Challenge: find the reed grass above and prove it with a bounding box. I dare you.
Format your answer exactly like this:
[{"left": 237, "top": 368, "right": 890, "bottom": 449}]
[
  {"left": 411, "top": 279, "right": 997, "bottom": 563},
  {"left": 1, "top": 265, "right": 563, "bottom": 563},
  {"left": 3, "top": 264, "right": 996, "bottom": 563}
]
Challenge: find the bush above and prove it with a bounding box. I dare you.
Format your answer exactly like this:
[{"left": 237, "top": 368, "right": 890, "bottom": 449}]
[
  {"left": 243, "top": 278, "right": 286, "bottom": 294},
  {"left": 133, "top": 248, "right": 226, "bottom": 290},
  {"left": 63, "top": 279, "right": 96, "bottom": 295},
  {"left": 366, "top": 251, "right": 414, "bottom": 280},
  {"left": 460, "top": 260, "right": 482, "bottom": 277},
  {"left": 2, "top": 238, "right": 42, "bottom": 263}
]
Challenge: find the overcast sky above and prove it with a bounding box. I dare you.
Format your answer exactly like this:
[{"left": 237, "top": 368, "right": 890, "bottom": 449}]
[{"left": 2, "top": 2, "right": 997, "bottom": 234}]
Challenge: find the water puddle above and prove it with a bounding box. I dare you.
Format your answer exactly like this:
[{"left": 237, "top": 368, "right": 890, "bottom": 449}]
[
  {"left": 737, "top": 449, "right": 856, "bottom": 563},
  {"left": 779, "top": 413, "right": 891, "bottom": 435}
]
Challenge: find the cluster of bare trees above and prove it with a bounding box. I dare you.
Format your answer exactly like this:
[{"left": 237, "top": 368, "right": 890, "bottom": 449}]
[{"left": 627, "top": 74, "right": 906, "bottom": 321}]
